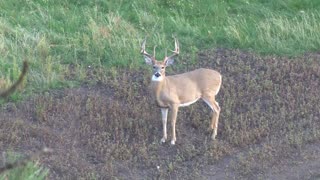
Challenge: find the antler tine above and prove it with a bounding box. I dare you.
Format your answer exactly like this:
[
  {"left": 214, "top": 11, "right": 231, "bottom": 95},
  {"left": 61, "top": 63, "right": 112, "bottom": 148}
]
[
  {"left": 165, "top": 48, "right": 168, "bottom": 57},
  {"left": 175, "top": 37, "right": 180, "bottom": 53},
  {"left": 140, "top": 37, "right": 153, "bottom": 59},
  {"left": 166, "top": 37, "right": 180, "bottom": 60},
  {"left": 141, "top": 37, "right": 146, "bottom": 50},
  {"left": 153, "top": 45, "right": 157, "bottom": 58}
]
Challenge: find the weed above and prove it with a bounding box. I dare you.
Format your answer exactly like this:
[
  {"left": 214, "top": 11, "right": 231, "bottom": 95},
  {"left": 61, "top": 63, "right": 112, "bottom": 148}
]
[{"left": 0, "top": 152, "right": 48, "bottom": 180}]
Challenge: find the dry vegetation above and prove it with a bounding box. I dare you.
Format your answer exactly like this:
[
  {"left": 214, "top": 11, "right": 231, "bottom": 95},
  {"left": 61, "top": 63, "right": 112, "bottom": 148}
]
[{"left": 0, "top": 49, "right": 319, "bottom": 179}]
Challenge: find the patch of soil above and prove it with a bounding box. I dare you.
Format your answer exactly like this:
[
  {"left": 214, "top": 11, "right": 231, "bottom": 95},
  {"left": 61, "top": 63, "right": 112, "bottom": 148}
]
[
  {"left": 0, "top": 48, "right": 320, "bottom": 179},
  {"left": 264, "top": 142, "right": 320, "bottom": 179}
]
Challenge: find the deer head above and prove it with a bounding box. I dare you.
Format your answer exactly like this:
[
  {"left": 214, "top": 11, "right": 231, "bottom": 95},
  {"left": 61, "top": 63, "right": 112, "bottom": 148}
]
[{"left": 141, "top": 37, "right": 179, "bottom": 81}]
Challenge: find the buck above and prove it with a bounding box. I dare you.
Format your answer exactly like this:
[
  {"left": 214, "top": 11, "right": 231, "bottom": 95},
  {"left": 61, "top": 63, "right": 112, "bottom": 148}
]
[{"left": 141, "top": 37, "right": 222, "bottom": 145}]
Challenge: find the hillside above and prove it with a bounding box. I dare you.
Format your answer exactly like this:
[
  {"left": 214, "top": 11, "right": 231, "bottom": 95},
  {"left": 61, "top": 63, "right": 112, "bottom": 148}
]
[{"left": 0, "top": 0, "right": 320, "bottom": 179}]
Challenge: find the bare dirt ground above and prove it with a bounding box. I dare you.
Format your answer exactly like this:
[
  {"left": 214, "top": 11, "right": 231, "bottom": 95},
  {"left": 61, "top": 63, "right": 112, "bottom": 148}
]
[
  {"left": 0, "top": 49, "right": 320, "bottom": 179},
  {"left": 201, "top": 141, "right": 320, "bottom": 180}
]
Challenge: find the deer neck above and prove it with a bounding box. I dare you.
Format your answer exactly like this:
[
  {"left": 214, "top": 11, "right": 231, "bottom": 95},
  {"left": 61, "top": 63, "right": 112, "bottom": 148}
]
[{"left": 150, "top": 77, "right": 168, "bottom": 107}]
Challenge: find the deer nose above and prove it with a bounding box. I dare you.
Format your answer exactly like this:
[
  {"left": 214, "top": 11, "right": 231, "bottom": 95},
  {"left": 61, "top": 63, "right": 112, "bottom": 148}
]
[{"left": 155, "top": 72, "right": 161, "bottom": 77}]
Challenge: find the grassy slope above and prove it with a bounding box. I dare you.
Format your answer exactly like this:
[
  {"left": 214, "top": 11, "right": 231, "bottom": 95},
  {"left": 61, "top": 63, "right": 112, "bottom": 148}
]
[{"left": 0, "top": 0, "right": 320, "bottom": 95}]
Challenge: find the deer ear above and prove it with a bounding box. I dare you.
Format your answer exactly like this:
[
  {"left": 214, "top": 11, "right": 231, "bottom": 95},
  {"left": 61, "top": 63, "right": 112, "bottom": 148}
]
[
  {"left": 165, "top": 58, "right": 174, "bottom": 66},
  {"left": 144, "top": 55, "right": 153, "bottom": 65}
]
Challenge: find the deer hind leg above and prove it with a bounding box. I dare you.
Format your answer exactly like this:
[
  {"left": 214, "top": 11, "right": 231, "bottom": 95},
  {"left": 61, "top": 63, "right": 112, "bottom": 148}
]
[
  {"left": 202, "top": 96, "right": 221, "bottom": 140},
  {"left": 161, "top": 108, "right": 168, "bottom": 143}
]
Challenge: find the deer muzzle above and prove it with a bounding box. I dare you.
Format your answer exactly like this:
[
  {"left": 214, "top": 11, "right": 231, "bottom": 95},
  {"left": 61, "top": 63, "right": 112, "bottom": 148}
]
[{"left": 155, "top": 72, "right": 161, "bottom": 77}]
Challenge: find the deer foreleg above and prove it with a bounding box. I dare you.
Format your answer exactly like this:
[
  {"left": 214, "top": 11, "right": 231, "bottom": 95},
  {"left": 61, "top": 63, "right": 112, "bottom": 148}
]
[
  {"left": 161, "top": 108, "right": 168, "bottom": 143},
  {"left": 170, "top": 105, "right": 179, "bottom": 145}
]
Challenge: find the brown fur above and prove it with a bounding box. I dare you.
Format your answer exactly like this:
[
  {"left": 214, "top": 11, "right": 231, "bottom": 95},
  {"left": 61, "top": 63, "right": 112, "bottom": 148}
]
[
  {"left": 142, "top": 38, "right": 222, "bottom": 144},
  {"left": 149, "top": 66, "right": 222, "bottom": 144},
  {"left": 151, "top": 68, "right": 221, "bottom": 107}
]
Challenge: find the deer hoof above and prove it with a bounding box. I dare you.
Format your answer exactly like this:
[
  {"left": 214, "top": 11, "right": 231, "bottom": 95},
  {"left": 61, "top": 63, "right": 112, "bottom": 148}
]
[
  {"left": 212, "top": 129, "right": 217, "bottom": 140},
  {"left": 212, "top": 133, "right": 217, "bottom": 140},
  {"left": 171, "top": 140, "right": 175, "bottom": 145},
  {"left": 161, "top": 138, "right": 166, "bottom": 143}
]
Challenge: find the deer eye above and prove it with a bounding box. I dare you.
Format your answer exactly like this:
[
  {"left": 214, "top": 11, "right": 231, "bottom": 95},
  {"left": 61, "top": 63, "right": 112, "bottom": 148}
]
[
  {"left": 161, "top": 67, "right": 164, "bottom": 69},
  {"left": 153, "top": 66, "right": 156, "bottom": 69}
]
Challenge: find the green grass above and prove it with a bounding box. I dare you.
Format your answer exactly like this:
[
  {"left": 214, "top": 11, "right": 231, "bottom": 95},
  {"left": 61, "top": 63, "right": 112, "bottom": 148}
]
[
  {"left": 1, "top": 0, "right": 320, "bottom": 94},
  {"left": 0, "top": 152, "right": 48, "bottom": 180},
  {"left": 0, "top": 162, "right": 48, "bottom": 180}
]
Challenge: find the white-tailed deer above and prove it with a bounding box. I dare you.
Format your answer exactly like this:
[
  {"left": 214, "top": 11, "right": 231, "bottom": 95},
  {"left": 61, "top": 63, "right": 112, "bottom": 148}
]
[{"left": 141, "top": 37, "right": 222, "bottom": 145}]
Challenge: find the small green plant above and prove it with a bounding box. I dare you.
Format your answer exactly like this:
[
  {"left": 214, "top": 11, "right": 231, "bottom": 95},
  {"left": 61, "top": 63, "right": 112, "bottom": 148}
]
[
  {"left": 0, "top": 152, "right": 48, "bottom": 180},
  {"left": 0, "top": 162, "right": 48, "bottom": 180}
]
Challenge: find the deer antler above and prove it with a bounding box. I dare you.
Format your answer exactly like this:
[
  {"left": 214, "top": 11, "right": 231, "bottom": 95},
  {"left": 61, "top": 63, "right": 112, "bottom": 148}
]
[
  {"left": 140, "top": 37, "right": 154, "bottom": 60},
  {"left": 153, "top": 45, "right": 157, "bottom": 58},
  {"left": 165, "top": 36, "right": 179, "bottom": 61}
]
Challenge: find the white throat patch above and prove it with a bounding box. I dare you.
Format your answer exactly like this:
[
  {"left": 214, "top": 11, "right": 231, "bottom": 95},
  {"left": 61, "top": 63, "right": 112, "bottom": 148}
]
[{"left": 152, "top": 74, "right": 164, "bottom": 81}]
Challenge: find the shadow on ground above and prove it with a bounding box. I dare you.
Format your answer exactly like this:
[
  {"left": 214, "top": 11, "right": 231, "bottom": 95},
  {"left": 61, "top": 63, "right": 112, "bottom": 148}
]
[{"left": 0, "top": 49, "right": 320, "bottom": 179}]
